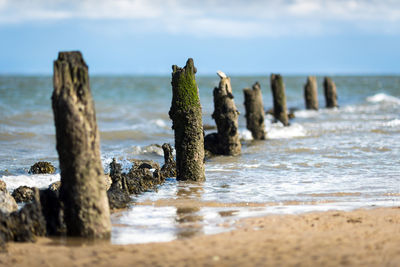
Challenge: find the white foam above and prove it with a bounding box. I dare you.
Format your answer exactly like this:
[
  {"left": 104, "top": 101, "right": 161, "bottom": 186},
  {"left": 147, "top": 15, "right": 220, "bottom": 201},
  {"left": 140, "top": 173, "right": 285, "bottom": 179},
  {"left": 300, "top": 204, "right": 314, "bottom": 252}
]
[
  {"left": 1, "top": 174, "right": 60, "bottom": 191},
  {"left": 151, "top": 119, "right": 169, "bottom": 129},
  {"left": 128, "top": 119, "right": 171, "bottom": 132},
  {"left": 384, "top": 119, "right": 400, "bottom": 127},
  {"left": 294, "top": 110, "right": 319, "bottom": 118},
  {"left": 111, "top": 206, "right": 177, "bottom": 244},
  {"left": 130, "top": 144, "right": 164, "bottom": 156},
  {"left": 239, "top": 129, "right": 253, "bottom": 141},
  {"left": 242, "top": 164, "right": 261, "bottom": 168},
  {"left": 266, "top": 122, "right": 307, "bottom": 139},
  {"left": 366, "top": 93, "right": 400, "bottom": 105}
]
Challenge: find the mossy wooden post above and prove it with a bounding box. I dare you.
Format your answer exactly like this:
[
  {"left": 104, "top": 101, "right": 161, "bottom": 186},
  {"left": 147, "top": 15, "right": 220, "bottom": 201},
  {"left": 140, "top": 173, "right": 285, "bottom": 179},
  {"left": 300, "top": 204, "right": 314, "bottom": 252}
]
[
  {"left": 169, "top": 58, "right": 205, "bottom": 182},
  {"left": 243, "top": 82, "right": 266, "bottom": 140},
  {"left": 323, "top": 77, "right": 338, "bottom": 108},
  {"left": 304, "top": 76, "right": 319, "bottom": 110},
  {"left": 270, "top": 74, "right": 289, "bottom": 126},
  {"left": 52, "top": 51, "right": 111, "bottom": 238},
  {"left": 210, "top": 71, "right": 241, "bottom": 155}
]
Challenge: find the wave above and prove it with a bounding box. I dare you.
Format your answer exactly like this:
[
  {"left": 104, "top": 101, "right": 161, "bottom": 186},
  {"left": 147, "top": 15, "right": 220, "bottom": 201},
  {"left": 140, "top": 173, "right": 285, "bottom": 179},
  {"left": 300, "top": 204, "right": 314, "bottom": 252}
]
[
  {"left": 100, "top": 119, "right": 172, "bottom": 141},
  {"left": 129, "top": 144, "right": 164, "bottom": 156},
  {"left": 101, "top": 144, "right": 166, "bottom": 172},
  {"left": 266, "top": 122, "right": 307, "bottom": 139},
  {"left": 239, "top": 121, "right": 307, "bottom": 141},
  {"left": 294, "top": 110, "right": 319, "bottom": 118},
  {"left": 238, "top": 129, "right": 253, "bottom": 141},
  {"left": 384, "top": 119, "right": 400, "bottom": 127},
  {"left": 1, "top": 174, "right": 60, "bottom": 192},
  {"left": 366, "top": 93, "right": 400, "bottom": 105}
]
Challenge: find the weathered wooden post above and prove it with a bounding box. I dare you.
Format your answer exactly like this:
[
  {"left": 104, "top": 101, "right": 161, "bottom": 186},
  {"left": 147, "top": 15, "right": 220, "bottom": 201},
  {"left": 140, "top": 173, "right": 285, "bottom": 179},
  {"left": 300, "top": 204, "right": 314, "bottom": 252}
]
[
  {"left": 323, "top": 77, "right": 338, "bottom": 108},
  {"left": 304, "top": 76, "right": 319, "bottom": 110},
  {"left": 52, "top": 51, "right": 111, "bottom": 238},
  {"left": 205, "top": 71, "right": 241, "bottom": 155},
  {"left": 243, "top": 82, "right": 266, "bottom": 140},
  {"left": 270, "top": 74, "right": 289, "bottom": 126},
  {"left": 169, "top": 58, "right": 205, "bottom": 182},
  {"left": 160, "top": 143, "right": 177, "bottom": 178}
]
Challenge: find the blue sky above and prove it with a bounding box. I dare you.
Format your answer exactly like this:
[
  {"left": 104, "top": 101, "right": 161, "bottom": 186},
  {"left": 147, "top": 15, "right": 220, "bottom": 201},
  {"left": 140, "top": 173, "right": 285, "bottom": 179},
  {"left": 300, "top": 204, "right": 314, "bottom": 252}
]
[{"left": 0, "top": 0, "right": 399, "bottom": 75}]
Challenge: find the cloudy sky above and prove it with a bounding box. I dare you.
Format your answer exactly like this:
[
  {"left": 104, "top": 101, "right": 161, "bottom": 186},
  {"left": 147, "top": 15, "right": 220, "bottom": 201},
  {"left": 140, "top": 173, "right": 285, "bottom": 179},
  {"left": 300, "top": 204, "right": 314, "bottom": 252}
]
[{"left": 0, "top": 0, "right": 399, "bottom": 75}]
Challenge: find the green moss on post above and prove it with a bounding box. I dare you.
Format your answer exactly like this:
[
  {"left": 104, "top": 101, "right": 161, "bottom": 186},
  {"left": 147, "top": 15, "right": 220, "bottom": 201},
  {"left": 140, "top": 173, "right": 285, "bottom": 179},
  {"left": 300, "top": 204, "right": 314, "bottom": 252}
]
[
  {"left": 52, "top": 51, "right": 111, "bottom": 239},
  {"left": 304, "top": 76, "right": 319, "bottom": 110},
  {"left": 270, "top": 74, "right": 289, "bottom": 126},
  {"left": 169, "top": 58, "right": 205, "bottom": 182}
]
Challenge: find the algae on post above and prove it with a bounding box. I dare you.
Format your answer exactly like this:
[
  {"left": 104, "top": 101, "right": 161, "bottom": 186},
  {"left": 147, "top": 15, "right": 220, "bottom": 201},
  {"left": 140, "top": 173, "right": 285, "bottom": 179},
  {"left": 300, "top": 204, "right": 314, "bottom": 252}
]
[{"left": 169, "top": 58, "right": 205, "bottom": 182}]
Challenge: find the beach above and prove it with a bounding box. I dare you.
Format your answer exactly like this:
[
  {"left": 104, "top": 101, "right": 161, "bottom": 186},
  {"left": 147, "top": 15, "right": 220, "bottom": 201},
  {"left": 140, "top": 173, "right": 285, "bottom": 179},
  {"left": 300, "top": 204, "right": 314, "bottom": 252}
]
[
  {"left": 1, "top": 1, "right": 400, "bottom": 266},
  {"left": 2, "top": 207, "right": 399, "bottom": 267}
]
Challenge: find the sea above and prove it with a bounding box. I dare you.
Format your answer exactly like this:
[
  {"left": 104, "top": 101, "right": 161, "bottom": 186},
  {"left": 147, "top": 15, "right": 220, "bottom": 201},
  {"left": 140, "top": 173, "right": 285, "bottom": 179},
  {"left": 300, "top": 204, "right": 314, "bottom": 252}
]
[{"left": 0, "top": 75, "right": 399, "bottom": 244}]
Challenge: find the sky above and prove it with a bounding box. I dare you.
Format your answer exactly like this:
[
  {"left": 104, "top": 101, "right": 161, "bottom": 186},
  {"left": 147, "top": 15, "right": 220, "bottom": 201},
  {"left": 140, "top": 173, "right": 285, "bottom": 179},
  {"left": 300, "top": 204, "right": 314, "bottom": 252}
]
[{"left": 0, "top": 0, "right": 400, "bottom": 75}]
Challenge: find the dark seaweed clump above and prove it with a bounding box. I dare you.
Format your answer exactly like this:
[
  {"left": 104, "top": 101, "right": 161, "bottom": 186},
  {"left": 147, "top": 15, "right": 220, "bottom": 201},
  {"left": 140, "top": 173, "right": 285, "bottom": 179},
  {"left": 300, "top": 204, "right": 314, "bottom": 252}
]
[{"left": 29, "top": 162, "right": 56, "bottom": 174}]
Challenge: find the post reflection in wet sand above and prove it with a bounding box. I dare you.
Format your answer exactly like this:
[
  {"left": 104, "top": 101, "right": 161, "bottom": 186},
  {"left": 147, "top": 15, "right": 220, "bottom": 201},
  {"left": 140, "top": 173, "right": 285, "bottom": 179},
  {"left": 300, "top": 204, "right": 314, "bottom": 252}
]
[{"left": 174, "top": 183, "right": 204, "bottom": 239}]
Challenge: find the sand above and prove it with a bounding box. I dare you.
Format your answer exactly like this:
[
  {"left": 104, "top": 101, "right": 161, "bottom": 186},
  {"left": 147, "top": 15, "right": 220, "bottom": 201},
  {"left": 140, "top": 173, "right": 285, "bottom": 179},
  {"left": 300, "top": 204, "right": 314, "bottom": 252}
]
[{"left": 1, "top": 207, "right": 399, "bottom": 267}]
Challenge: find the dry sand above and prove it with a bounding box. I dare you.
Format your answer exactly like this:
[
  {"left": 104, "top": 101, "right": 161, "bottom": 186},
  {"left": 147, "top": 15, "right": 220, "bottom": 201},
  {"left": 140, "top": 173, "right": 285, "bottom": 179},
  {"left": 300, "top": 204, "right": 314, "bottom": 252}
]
[{"left": 1, "top": 207, "right": 399, "bottom": 267}]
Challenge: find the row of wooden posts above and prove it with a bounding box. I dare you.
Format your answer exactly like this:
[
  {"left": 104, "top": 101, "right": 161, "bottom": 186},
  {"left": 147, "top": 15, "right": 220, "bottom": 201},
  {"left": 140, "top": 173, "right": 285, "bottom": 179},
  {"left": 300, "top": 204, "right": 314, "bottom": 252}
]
[
  {"left": 177, "top": 59, "right": 338, "bottom": 182},
  {"left": 51, "top": 52, "right": 338, "bottom": 239}
]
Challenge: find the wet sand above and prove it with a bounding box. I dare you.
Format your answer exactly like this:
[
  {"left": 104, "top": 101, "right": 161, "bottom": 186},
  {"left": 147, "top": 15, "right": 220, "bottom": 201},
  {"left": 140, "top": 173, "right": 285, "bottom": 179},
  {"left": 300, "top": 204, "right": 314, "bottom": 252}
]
[{"left": 1, "top": 207, "right": 399, "bottom": 267}]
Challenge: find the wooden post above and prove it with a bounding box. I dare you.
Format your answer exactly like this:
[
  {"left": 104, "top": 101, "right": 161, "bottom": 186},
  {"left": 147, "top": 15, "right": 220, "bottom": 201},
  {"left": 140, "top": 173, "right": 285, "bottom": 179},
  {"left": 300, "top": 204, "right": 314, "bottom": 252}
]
[
  {"left": 169, "top": 58, "right": 205, "bottom": 182},
  {"left": 304, "top": 76, "right": 319, "bottom": 110},
  {"left": 243, "top": 82, "right": 266, "bottom": 140},
  {"left": 160, "top": 143, "right": 177, "bottom": 178},
  {"left": 270, "top": 74, "right": 289, "bottom": 126},
  {"left": 323, "top": 77, "right": 338, "bottom": 108},
  {"left": 52, "top": 51, "right": 111, "bottom": 238},
  {"left": 209, "top": 71, "right": 241, "bottom": 155}
]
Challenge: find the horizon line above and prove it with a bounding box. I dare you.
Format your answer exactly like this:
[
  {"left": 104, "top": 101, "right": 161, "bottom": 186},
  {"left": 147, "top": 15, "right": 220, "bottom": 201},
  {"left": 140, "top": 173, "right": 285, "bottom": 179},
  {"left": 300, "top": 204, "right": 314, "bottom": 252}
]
[{"left": 1, "top": 72, "right": 400, "bottom": 77}]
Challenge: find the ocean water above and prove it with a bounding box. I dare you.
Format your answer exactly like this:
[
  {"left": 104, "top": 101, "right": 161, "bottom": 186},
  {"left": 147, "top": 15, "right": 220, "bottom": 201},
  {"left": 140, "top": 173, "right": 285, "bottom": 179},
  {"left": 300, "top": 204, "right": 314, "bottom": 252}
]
[{"left": 0, "top": 75, "right": 399, "bottom": 244}]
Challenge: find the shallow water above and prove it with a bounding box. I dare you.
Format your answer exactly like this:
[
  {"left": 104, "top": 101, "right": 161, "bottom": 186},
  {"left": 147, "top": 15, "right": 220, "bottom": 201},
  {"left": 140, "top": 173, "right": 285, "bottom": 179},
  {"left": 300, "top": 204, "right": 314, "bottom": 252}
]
[{"left": 0, "top": 75, "right": 399, "bottom": 244}]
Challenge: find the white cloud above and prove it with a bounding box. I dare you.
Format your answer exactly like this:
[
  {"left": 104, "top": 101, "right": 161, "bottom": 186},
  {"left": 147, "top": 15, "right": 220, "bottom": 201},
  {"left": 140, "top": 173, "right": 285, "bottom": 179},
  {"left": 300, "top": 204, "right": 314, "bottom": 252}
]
[
  {"left": 0, "top": 0, "right": 6, "bottom": 8},
  {"left": 0, "top": 0, "right": 399, "bottom": 37},
  {"left": 287, "top": 0, "right": 321, "bottom": 16}
]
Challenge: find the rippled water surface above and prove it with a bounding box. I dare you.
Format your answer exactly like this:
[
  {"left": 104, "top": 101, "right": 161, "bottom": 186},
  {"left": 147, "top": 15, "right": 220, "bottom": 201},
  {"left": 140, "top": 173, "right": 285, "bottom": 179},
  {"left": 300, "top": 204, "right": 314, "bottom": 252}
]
[{"left": 1, "top": 75, "right": 399, "bottom": 244}]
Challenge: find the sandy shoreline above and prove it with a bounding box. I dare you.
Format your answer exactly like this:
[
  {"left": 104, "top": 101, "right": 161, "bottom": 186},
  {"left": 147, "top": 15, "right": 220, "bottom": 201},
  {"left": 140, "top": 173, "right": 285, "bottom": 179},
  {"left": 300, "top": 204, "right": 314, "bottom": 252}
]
[{"left": 1, "top": 207, "right": 399, "bottom": 267}]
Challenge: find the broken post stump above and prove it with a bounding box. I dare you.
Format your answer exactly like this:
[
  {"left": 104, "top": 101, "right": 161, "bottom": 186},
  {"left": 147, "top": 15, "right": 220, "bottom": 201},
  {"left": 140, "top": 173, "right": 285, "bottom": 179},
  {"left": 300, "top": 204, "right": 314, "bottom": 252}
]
[
  {"left": 270, "top": 74, "right": 289, "bottom": 126},
  {"left": 205, "top": 71, "right": 241, "bottom": 155},
  {"left": 52, "top": 51, "right": 111, "bottom": 238},
  {"left": 323, "top": 77, "right": 338, "bottom": 108},
  {"left": 304, "top": 76, "right": 319, "bottom": 110},
  {"left": 243, "top": 82, "right": 266, "bottom": 140},
  {"left": 161, "top": 143, "right": 177, "bottom": 178},
  {"left": 169, "top": 58, "right": 205, "bottom": 182}
]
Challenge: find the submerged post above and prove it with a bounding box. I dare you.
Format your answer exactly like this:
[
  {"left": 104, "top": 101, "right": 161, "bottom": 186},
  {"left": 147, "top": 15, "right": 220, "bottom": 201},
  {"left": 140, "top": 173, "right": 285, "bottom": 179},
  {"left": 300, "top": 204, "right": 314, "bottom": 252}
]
[
  {"left": 243, "top": 82, "right": 266, "bottom": 140},
  {"left": 52, "top": 51, "right": 111, "bottom": 238},
  {"left": 323, "top": 77, "right": 338, "bottom": 108},
  {"left": 205, "top": 71, "right": 241, "bottom": 155},
  {"left": 169, "top": 58, "right": 205, "bottom": 182},
  {"left": 304, "top": 76, "right": 319, "bottom": 110},
  {"left": 270, "top": 74, "right": 289, "bottom": 126}
]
